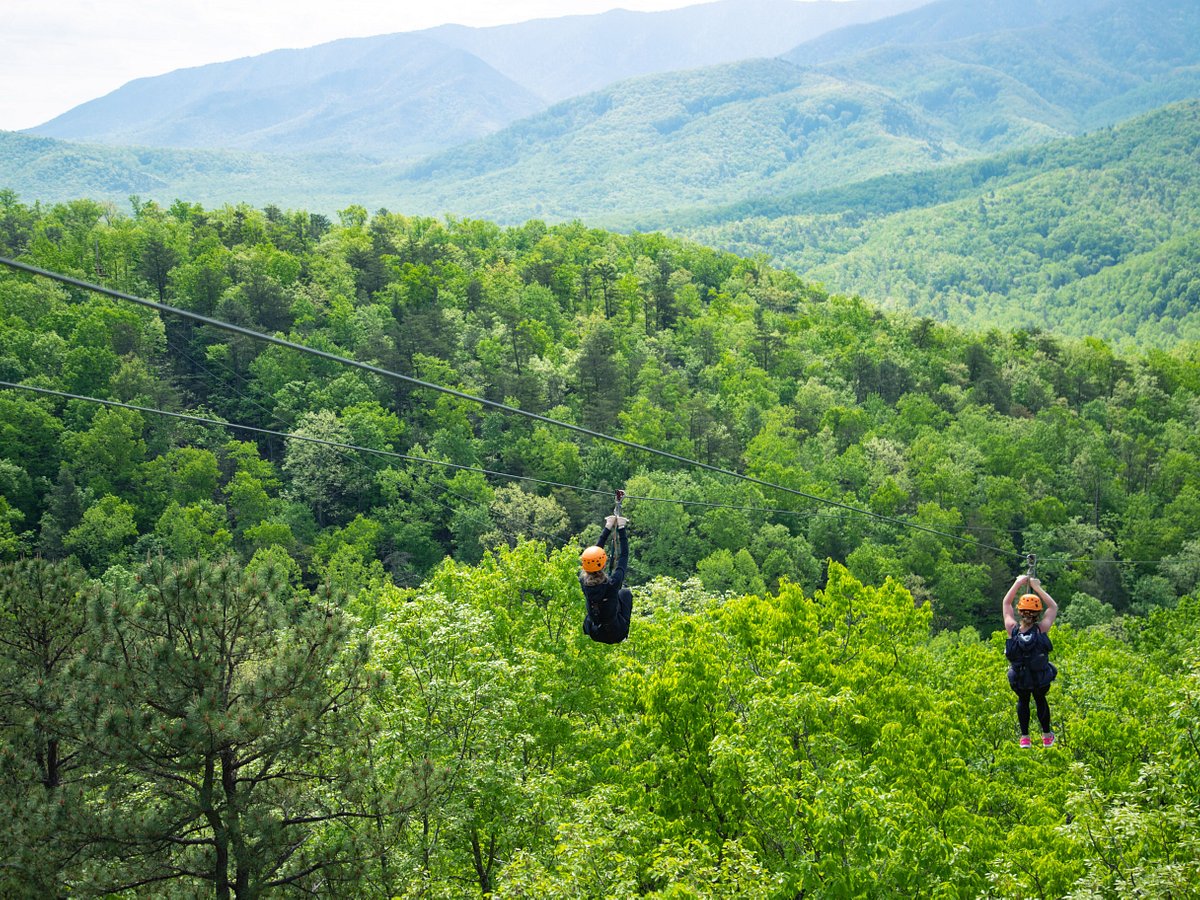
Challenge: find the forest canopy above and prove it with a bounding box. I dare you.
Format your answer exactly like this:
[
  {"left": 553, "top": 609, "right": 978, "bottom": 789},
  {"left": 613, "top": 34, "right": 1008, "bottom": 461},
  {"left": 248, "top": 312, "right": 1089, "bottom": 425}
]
[
  {"left": 0, "top": 194, "right": 1198, "bottom": 895},
  {"left": 1, "top": 192, "right": 1198, "bottom": 630}
]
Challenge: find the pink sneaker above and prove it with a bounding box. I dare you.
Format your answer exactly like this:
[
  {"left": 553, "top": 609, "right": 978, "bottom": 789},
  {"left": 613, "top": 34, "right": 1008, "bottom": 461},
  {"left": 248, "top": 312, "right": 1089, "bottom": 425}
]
[
  {"left": 1020, "top": 736, "right": 1032, "bottom": 748},
  {"left": 1042, "top": 734, "right": 1055, "bottom": 747}
]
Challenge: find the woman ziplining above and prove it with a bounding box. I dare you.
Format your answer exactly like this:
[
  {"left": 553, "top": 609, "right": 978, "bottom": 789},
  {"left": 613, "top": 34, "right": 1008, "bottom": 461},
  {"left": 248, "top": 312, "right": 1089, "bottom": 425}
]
[
  {"left": 1002, "top": 555, "right": 1060, "bottom": 748},
  {"left": 579, "top": 490, "right": 633, "bottom": 645}
]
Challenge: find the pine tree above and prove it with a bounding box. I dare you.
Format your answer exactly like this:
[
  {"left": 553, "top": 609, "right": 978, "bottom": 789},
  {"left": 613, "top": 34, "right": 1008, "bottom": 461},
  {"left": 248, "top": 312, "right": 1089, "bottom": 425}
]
[
  {"left": 71, "top": 556, "right": 388, "bottom": 897},
  {"left": 37, "top": 463, "right": 85, "bottom": 560},
  {"left": 0, "top": 558, "right": 92, "bottom": 897}
]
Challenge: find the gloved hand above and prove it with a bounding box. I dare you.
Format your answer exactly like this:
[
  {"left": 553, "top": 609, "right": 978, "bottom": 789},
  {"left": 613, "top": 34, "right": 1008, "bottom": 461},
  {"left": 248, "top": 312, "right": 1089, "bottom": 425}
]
[
  {"left": 615, "top": 516, "right": 628, "bottom": 529},
  {"left": 605, "top": 515, "right": 617, "bottom": 529}
]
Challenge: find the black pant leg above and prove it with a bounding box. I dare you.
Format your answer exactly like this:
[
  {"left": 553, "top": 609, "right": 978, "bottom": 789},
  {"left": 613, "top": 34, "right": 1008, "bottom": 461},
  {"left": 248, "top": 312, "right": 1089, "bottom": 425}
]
[
  {"left": 1032, "top": 686, "right": 1052, "bottom": 733},
  {"left": 1015, "top": 689, "right": 1032, "bottom": 734}
]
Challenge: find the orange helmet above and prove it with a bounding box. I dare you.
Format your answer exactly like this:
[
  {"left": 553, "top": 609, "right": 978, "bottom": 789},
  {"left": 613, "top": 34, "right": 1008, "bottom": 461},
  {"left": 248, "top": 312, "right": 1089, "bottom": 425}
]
[
  {"left": 1016, "top": 593, "right": 1043, "bottom": 613},
  {"left": 580, "top": 545, "right": 607, "bottom": 573}
]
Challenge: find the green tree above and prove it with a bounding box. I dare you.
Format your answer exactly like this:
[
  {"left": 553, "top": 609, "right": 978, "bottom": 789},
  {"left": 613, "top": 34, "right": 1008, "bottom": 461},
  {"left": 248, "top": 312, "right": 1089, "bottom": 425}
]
[
  {"left": 152, "top": 500, "right": 233, "bottom": 560},
  {"left": 72, "top": 557, "right": 384, "bottom": 897},
  {"left": 481, "top": 484, "right": 570, "bottom": 555},
  {"left": 1060, "top": 591, "right": 1117, "bottom": 628},
  {"left": 62, "top": 495, "right": 138, "bottom": 571},
  {"left": 62, "top": 407, "right": 146, "bottom": 498},
  {"left": 37, "top": 464, "right": 85, "bottom": 559},
  {"left": 282, "top": 410, "right": 355, "bottom": 527},
  {"left": 0, "top": 559, "right": 91, "bottom": 897}
]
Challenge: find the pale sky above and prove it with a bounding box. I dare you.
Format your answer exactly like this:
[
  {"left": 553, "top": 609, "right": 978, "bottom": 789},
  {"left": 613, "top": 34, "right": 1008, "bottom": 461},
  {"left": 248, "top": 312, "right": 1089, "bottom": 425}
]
[{"left": 1, "top": 0, "right": 709, "bottom": 131}]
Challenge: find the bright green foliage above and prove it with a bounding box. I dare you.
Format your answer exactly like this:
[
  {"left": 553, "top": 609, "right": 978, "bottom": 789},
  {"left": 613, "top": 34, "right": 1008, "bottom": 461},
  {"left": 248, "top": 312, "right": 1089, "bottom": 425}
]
[
  {"left": 368, "top": 540, "right": 594, "bottom": 897},
  {"left": 360, "top": 549, "right": 1200, "bottom": 898},
  {"left": 61, "top": 406, "right": 146, "bottom": 498},
  {"left": 0, "top": 541, "right": 1196, "bottom": 896},
  {"left": 139, "top": 446, "right": 221, "bottom": 512},
  {"left": 152, "top": 499, "right": 233, "bottom": 559},
  {"left": 677, "top": 101, "right": 1200, "bottom": 349},
  {"left": 62, "top": 494, "right": 138, "bottom": 570}
]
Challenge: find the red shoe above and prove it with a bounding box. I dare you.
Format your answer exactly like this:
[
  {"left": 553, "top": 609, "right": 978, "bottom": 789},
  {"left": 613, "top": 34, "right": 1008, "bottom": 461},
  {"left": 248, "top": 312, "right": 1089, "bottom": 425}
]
[
  {"left": 1042, "top": 733, "right": 1055, "bottom": 747},
  {"left": 1020, "top": 736, "right": 1032, "bottom": 748}
]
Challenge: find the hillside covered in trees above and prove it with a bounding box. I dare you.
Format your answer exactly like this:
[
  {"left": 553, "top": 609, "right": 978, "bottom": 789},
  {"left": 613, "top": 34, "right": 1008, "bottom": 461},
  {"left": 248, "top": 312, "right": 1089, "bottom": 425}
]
[
  {"left": 1, "top": 196, "right": 1199, "bottom": 894},
  {"left": 670, "top": 100, "right": 1200, "bottom": 349},
  {"left": 1, "top": 194, "right": 1198, "bottom": 626}
]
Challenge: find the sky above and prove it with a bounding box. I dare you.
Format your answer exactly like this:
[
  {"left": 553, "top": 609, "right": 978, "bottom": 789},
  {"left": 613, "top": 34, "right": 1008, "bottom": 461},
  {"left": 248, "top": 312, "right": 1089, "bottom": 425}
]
[{"left": 1, "top": 0, "right": 707, "bottom": 132}]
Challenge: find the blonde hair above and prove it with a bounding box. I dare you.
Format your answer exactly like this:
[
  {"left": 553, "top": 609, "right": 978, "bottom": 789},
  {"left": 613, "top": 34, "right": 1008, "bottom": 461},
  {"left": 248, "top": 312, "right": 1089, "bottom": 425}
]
[{"left": 582, "top": 569, "right": 608, "bottom": 587}]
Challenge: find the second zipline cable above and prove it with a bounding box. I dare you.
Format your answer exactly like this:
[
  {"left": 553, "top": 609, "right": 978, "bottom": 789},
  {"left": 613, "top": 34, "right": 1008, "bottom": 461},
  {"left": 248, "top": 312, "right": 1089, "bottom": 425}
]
[{"left": 0, "top": 257, "right": 1013, "bottom": 557}]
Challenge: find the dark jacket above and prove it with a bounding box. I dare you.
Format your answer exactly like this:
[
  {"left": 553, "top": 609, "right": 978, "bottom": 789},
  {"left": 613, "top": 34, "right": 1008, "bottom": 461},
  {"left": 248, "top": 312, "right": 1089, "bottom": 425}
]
[{"left": 581, "top": 526, "right": 630, "bottom": 644}]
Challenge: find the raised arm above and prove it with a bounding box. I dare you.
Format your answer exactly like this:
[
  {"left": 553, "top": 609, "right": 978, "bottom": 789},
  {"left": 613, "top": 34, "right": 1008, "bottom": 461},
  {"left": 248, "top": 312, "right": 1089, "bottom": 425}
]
[
  {"left": 1029, "top": 578, "right": 1058, "bottom": 632},
  {"left": 1002, "top": 574, "right": 1027, "bottom": 632},
  {"left": 609, "top": 526, "right": 629, "bottom": 588}
]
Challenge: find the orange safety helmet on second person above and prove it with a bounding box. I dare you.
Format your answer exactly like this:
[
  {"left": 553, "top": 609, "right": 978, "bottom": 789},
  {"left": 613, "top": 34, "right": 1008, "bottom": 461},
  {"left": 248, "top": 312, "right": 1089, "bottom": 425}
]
[
  {"left": 1016, "top": 593, "right": 1043, "bottom": 613},
  {"left": 580, "top": 545, "right": 607, "bottom": 573}
]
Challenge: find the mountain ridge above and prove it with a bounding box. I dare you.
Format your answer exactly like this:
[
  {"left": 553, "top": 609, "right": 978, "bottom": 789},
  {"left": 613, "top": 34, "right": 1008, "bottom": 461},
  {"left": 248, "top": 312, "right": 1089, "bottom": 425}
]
[{"left": 27, "top": 0, "right": 925, "bottom": 160}]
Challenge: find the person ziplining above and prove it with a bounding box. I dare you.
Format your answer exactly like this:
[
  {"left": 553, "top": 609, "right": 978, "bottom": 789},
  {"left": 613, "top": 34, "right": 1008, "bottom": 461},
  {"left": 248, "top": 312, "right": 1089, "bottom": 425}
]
[
  {"left": 579, "top": 490, "right": 633, "bottom": 645},
  {"left": 1002, "top": 554, "right": 1060, "bottom": 748}
]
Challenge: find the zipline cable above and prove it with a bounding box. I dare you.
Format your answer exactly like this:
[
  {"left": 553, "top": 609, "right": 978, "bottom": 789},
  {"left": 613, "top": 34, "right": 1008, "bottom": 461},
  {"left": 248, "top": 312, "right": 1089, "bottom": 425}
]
[
  {"left": 0, "top": 381, "right": 1170, "bottom": 568},
  {"left": 0, "top": 378, "right": 1006, "bottom": 555},
  {"left": 0, "top": 380, "right": 906, "bottom": 529},
  {"left": 0, "top": 381, "right": 612, "bottom": 498},
  {"left": 0, "top": 380, "right": 583, "bottom": 553},
  {"left": 162, "top": 326, "right": 1026, "bottom": 536},
  {"left": 0, "top": 257, "right": 1012, "bottom": 557}
]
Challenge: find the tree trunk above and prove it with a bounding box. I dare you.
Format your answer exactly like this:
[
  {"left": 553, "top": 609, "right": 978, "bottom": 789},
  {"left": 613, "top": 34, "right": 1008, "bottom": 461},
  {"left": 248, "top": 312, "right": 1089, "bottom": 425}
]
[
  {"left": 202, "top": 755, "right": 232, "bottom": 900},
  {"left": 222, "top": 748, "right": 252, "bottom": 899}
]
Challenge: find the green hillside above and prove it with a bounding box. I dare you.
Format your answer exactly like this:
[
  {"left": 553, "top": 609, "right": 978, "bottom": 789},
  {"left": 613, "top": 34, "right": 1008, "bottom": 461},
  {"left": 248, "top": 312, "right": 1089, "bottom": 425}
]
[
  {"left": 673, "top": 101, "right": 1200, "bottom": 347},
  {"left": 377, "top": 0, "right": 1199, "bottom": 224},
  {"left": 386, "top": 59, "right": 976, "bottom": 221},
  {"left": 10, "top": 0, "right": 1194, "bottom": 229},
  {"left": 0, "top": 130, "right": 399, "bottom": 210},
  {"left": 2, "top": 197, "right": 1199, "bottom": 896},
  {"left": 27, "top": 0, "right": 921, "bottom": 160}
]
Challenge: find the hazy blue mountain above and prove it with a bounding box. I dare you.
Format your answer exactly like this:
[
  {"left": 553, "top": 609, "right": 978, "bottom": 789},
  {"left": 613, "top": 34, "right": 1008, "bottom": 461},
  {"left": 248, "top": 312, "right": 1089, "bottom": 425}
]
[
  {"left": 785, "top": 0, "right": 1200, "bottom": 137},
  {"left": 29, "top": 34, "right": 544, "bottom": 161},
  {"left": 784, "top": 0, "right": 1107, "bottom": 62},
  {"left": 365, "top": 0, "right": 1197, "bottom": 223},
  {"left": 0, "top": 47, "right": 970, "bottom": 221},
  {"left": 26, "top": 0, "right": 925, "bottom": 160},
  {"left": 427, "top": 0, "right": 928, "bottom": 102},
  {"left": 6, "top": 0, "right": 1197, "bottom": 248}
]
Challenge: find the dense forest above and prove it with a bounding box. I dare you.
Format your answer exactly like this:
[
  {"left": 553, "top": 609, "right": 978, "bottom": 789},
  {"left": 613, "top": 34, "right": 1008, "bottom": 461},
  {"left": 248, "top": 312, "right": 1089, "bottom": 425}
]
[
  {"left": 670, "top": 100, "right": 1200, "bottom": 349},
  {"left": 1, "top": 194, "right": 1199, "bottom": 895}
]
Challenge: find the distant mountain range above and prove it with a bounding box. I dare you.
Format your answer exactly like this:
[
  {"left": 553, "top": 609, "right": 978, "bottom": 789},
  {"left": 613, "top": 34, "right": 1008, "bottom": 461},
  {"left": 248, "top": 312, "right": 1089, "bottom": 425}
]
[
  {"left": 2, "top": 0, "right": 1198, "bottom": 346},
  {"left": 26, "top": 34, "right": 545, "bottom": 161},
  {"left": 12, "top": 0, "right": 1194, "bottom": 218},
  {"left": 381, "top": 0, "right": 1198, "bottom": 224},
  {"left": 26, "top": 0, "right": 924, "bottom": 160}
]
